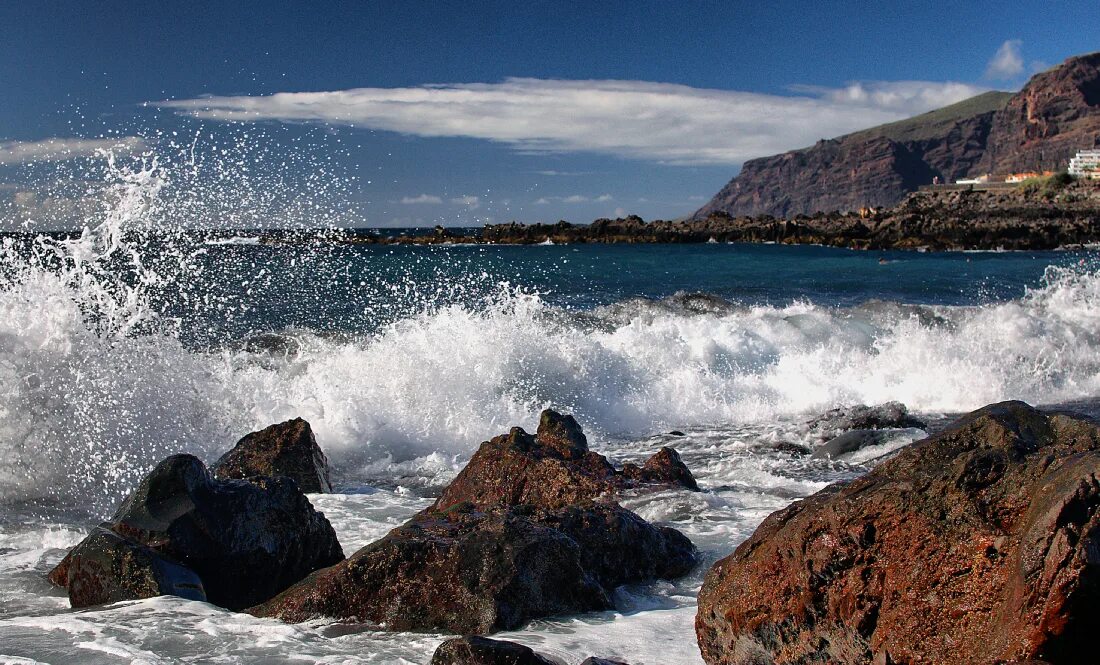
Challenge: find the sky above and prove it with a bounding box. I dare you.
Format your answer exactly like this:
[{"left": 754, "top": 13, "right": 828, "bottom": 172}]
[{"left": 0, "top": 1, "right": 1097, "bottom": 228}]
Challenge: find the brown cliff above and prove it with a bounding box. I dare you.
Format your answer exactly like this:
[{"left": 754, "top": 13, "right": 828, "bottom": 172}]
[{"left": 696, "top": 51, "right": 1100, "bottom": 219}]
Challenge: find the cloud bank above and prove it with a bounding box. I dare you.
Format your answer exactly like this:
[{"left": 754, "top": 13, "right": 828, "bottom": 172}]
[
  {"left": 159, "top": 78, "right": 988, "bottom": 166},
  {"left": 0, "top": 137, "right": 146, "bottom": 165}
]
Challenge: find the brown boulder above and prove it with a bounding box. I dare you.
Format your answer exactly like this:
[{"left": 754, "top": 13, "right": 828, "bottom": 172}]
[
  {"left": 213, "top": 418, "right": 333, "bottom": 493},
  {"left": 251, "top": 501, "right": 695, "bottom": 632},
  {"left": 696, "top": 401, "right": 1100, "bottom": 664},
  {"left": 435, "top": 410, "right": 699, "bottom": 513},
  {"left": 251, "top": 411, "right": 698, "bottom": 633}
]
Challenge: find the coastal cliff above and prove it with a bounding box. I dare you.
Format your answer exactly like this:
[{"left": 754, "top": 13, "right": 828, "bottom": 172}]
[{"left": 694, "top": 52, "right": 1100, "bottom": 218}]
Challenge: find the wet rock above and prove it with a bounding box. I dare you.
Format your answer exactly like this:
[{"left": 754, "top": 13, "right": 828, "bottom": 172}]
[
  {"left": 213, "top": 418, "right": 333, "bottom": 493},
  {"left": 668, "top": 430, "right": 686, "bottom": 437},
  {"left": 429, "top": 637, "right": 556, "bottom": 665},
  {"left": 50, "top": 526, "right": 206, "bottom": 607},
  {"left": 806, "top": 401, "right": 926, "bottom": 440},
  {"left": 436, "top": 411, "right": 699, "bottom": 512},
  {"left": 252, "top": 501, "right": 695, "bottom": 632},
  {"left": 252, "top": 411, "right": 698, "bottom": 633},
  {"left": 621, "top": 447, "right": 700, "bottom": 491},
  {"left": 50, "top": 454, "right": 343, "bottom": 610},
  {"left": 696, "top": 401, "right": 1100, "bottom": 664},
  {"left": 772, "top": 441, "right": 812, "bottom": 456},
  {"left": 810, "top": 428, "right": 895, "bottom": 459}
]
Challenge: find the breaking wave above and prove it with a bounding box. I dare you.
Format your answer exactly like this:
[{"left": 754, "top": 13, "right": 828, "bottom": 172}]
[{"left": 1, "top": 140, "right": 1099, "bottom": 513}]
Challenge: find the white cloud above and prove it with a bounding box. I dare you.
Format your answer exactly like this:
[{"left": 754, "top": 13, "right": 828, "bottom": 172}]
[
  {"left": 534, "top": 197, "right": 550, "bottom": 205},
  {"left": 0, "top": 137, "right": 146, "bottom": 165},
  {"left": 613, "top": 207, "right": 627, "bottom": 218},
  {"left": 159, "top": 78, "right": 989, "bottom": 166},
  {"left": 450, "top": 195, "right": 480, "bottom": 209},
  {"left": 399, "top": 193, "right": 443, "bottom": 204},
  {"left": 986, "top": 40, "right": 1024, "bottom": 80},
  {"left": 595, "top": 193, "right": 613, "bottom": 202},
  {"left": 562, "top": 194, "right": 588, "bottom": 203}
]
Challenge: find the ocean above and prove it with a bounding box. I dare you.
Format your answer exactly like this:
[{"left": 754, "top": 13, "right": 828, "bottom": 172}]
[{"left": 1, "top": 155, "right": 1099, "bottom": 664}]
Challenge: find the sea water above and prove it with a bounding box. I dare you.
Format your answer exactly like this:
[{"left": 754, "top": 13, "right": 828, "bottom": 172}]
[{"left": 1, "top": 145, "right": 1098, "bottom": 664}]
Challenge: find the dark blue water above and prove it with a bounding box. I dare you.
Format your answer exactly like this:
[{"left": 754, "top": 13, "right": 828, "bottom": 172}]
[{"left": 175, "top": 240, "right": 1091, "bottom": 345}]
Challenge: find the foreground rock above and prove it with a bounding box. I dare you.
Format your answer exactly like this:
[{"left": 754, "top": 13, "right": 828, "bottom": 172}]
[
  {"left": 696, "top": 401, "right": 1100, "bottom": 664},
  {"left": 213, "top": 417, "right": 333, "bottom": 493},
  {"left": 252, "top": 410, "right": 698, "bottom": 633},
  {"left": 50, "top": 454, "right": 343, "bottom": 610},
  {"left": 429, "top": 637, "right": 630, "bottom": 665},
  {"left": 429, "top": 637, "right": 555, "bottom": 665}
]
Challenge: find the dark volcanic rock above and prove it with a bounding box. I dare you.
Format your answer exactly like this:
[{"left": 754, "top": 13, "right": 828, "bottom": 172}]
[
  {"left": 50, "top": 526, "right": 207, "bottom": 607},
  {"left": 621, "top": 446, "right": 701, "bottom": 491},
  {"left": 430, "top": 637, "right": 556, "bottom": 665},
  {"left": 806, "top": 401, "right": 926, "bottom": 440},
  {"left": 213, "top": 418, "right": 333, "bottom": 493},
  {"left": 810, "top": 429, "right": 896, "bottom": 460},
  {"left": 696, "top": 401, "right": 1100, "bottom": 664},
  {"left": 251, "top": 411, "right": 698, "bottom": 633},
  {"left": 251, "top": 501, "right": 695, "bottom": 632},
  {"left": 50, "top": 454, "right": 344, "bottom": 610},
  {"left": 435, "top": 410, "right": 699, "bottom": 512}
]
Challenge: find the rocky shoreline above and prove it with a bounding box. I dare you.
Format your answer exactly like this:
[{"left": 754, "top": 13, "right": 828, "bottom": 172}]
[
  {"left": 47, "top": 401, "right": 1100, "bottom": 664},
  {"left": 317, "top": 180, "right": 1100, "bottom": 252}
]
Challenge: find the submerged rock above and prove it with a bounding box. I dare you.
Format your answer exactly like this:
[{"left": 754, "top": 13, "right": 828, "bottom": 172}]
[
  {"left": 809, "top": 428, "right": 896, "bottom": 459},
  {"left": 252, "top": 410, "right": 698, "bottom": 633},
  {"left": 213, "top": 418, "right": 333, "bottom": 493},
  {"left": 806, "top": 400, "right": 926, "bottom": 439},
  {"left": 696, "top": 401, "right": 1100, "bottom": 664},
  {"left": 429, "top": 637, "right": 556, "bottom": 665},
  {"left": 51, "top": 454, "right": 343, "bottom": 610}
]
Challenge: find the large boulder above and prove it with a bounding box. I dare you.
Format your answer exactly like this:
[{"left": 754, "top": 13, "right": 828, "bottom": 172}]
[
  {"left": 251, "top": 410, "right": 698, "bottom": 633},
  {"left": 429, "top": 637, "right": 556, "bottom": 665},
  {"left": 50, "top": 454, "right": 344, "bottom": 610},
  {"left": 435, "top": 410, "right": 699, "bottom": 512},
  {"left": 251, "top": 501, "right": 695, "bottom": 632},
  {"left": 213, "top": 418, "right": 333, "bottom": 493},
  {"left": 696, "top": 401, "right": 1100, "bottom": 664}
]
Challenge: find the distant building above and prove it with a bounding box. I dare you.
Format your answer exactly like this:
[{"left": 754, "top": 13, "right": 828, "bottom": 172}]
[
  {"left": 1069, "top": 149, "right": 1100, "bottom": 179},
  {"left": 1005, "top": 170, "right": 1056, "bottom": 183}
]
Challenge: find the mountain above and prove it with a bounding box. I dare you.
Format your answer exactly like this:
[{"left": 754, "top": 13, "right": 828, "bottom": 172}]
[{"left": 695, "top": 52, "right": 1100, "bottom": 219}]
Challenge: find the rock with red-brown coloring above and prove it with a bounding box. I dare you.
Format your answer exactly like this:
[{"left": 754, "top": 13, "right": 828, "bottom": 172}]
[
  {"left": 250, "top": 411, "right": 698, "bottom": 633},
  {"left": 976, "top": 52, "right": 1100, "bottom": 175},
  {"left": 435, "top": 410, "right": 699, "bottom": 513},
  {"left": 213, "top": 418, "right": 333, "bottom": 493},
  {"left": 695, "top": 401, "right": 1100, "bottom": 664},
  {"left": 429, "top": 637, "right": 556, "bottom": 665},
  {"left": 50, "top": 454, "right": 344, "bottom": 611},
  {"left": 250, "top": 500, "right": 696, "bottom": 632}
]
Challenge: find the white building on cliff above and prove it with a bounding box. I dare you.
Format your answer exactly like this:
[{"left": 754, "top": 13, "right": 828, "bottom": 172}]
[{"left": 1069, "top": 149, "right": 1100, "bottom": 179}]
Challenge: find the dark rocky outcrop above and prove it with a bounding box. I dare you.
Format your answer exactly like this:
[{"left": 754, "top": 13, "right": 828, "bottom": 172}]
[
  {"left": 50, "top": 454, "right": 343, "bottom": 610},
  {"left": 251, "top": 410, "right": 698, "bottom": 633},
  {"left": 213, "top": 418, "right": 333, "bottom": 493},
  {"left": 810, "top": 429, "right": 896, "bottom": 460},
  {"left": 621, "top": 446, "right": 700, "bottom": 491},
  {"left": 429, "top": 637, "right": 556, "bottom": 665},
  {"left": 696, "top": 401, "right": 1100, "bottom": 664}
]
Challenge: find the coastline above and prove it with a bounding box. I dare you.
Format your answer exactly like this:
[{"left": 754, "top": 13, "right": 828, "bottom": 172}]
[{"left": 324, "top": 180, "right": 1100, "bottom": 251}]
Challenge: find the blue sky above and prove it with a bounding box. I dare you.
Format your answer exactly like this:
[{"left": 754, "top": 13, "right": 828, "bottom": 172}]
[{"left": 1, "top": 1, "right": 1097, "bottom": 228}]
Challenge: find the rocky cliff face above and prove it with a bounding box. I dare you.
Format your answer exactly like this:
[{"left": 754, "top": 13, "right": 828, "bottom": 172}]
[
  {"left": 976, "top": 51, "right": 1100, "bottom": 174},
  {"left": 696, "top": 52, "right": 1100, "bottom": 218}
]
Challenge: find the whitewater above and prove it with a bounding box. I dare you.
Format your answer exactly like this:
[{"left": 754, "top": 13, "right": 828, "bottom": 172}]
[{"left": 1, "top": 142, "right": 1098, "bottom": 663}]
